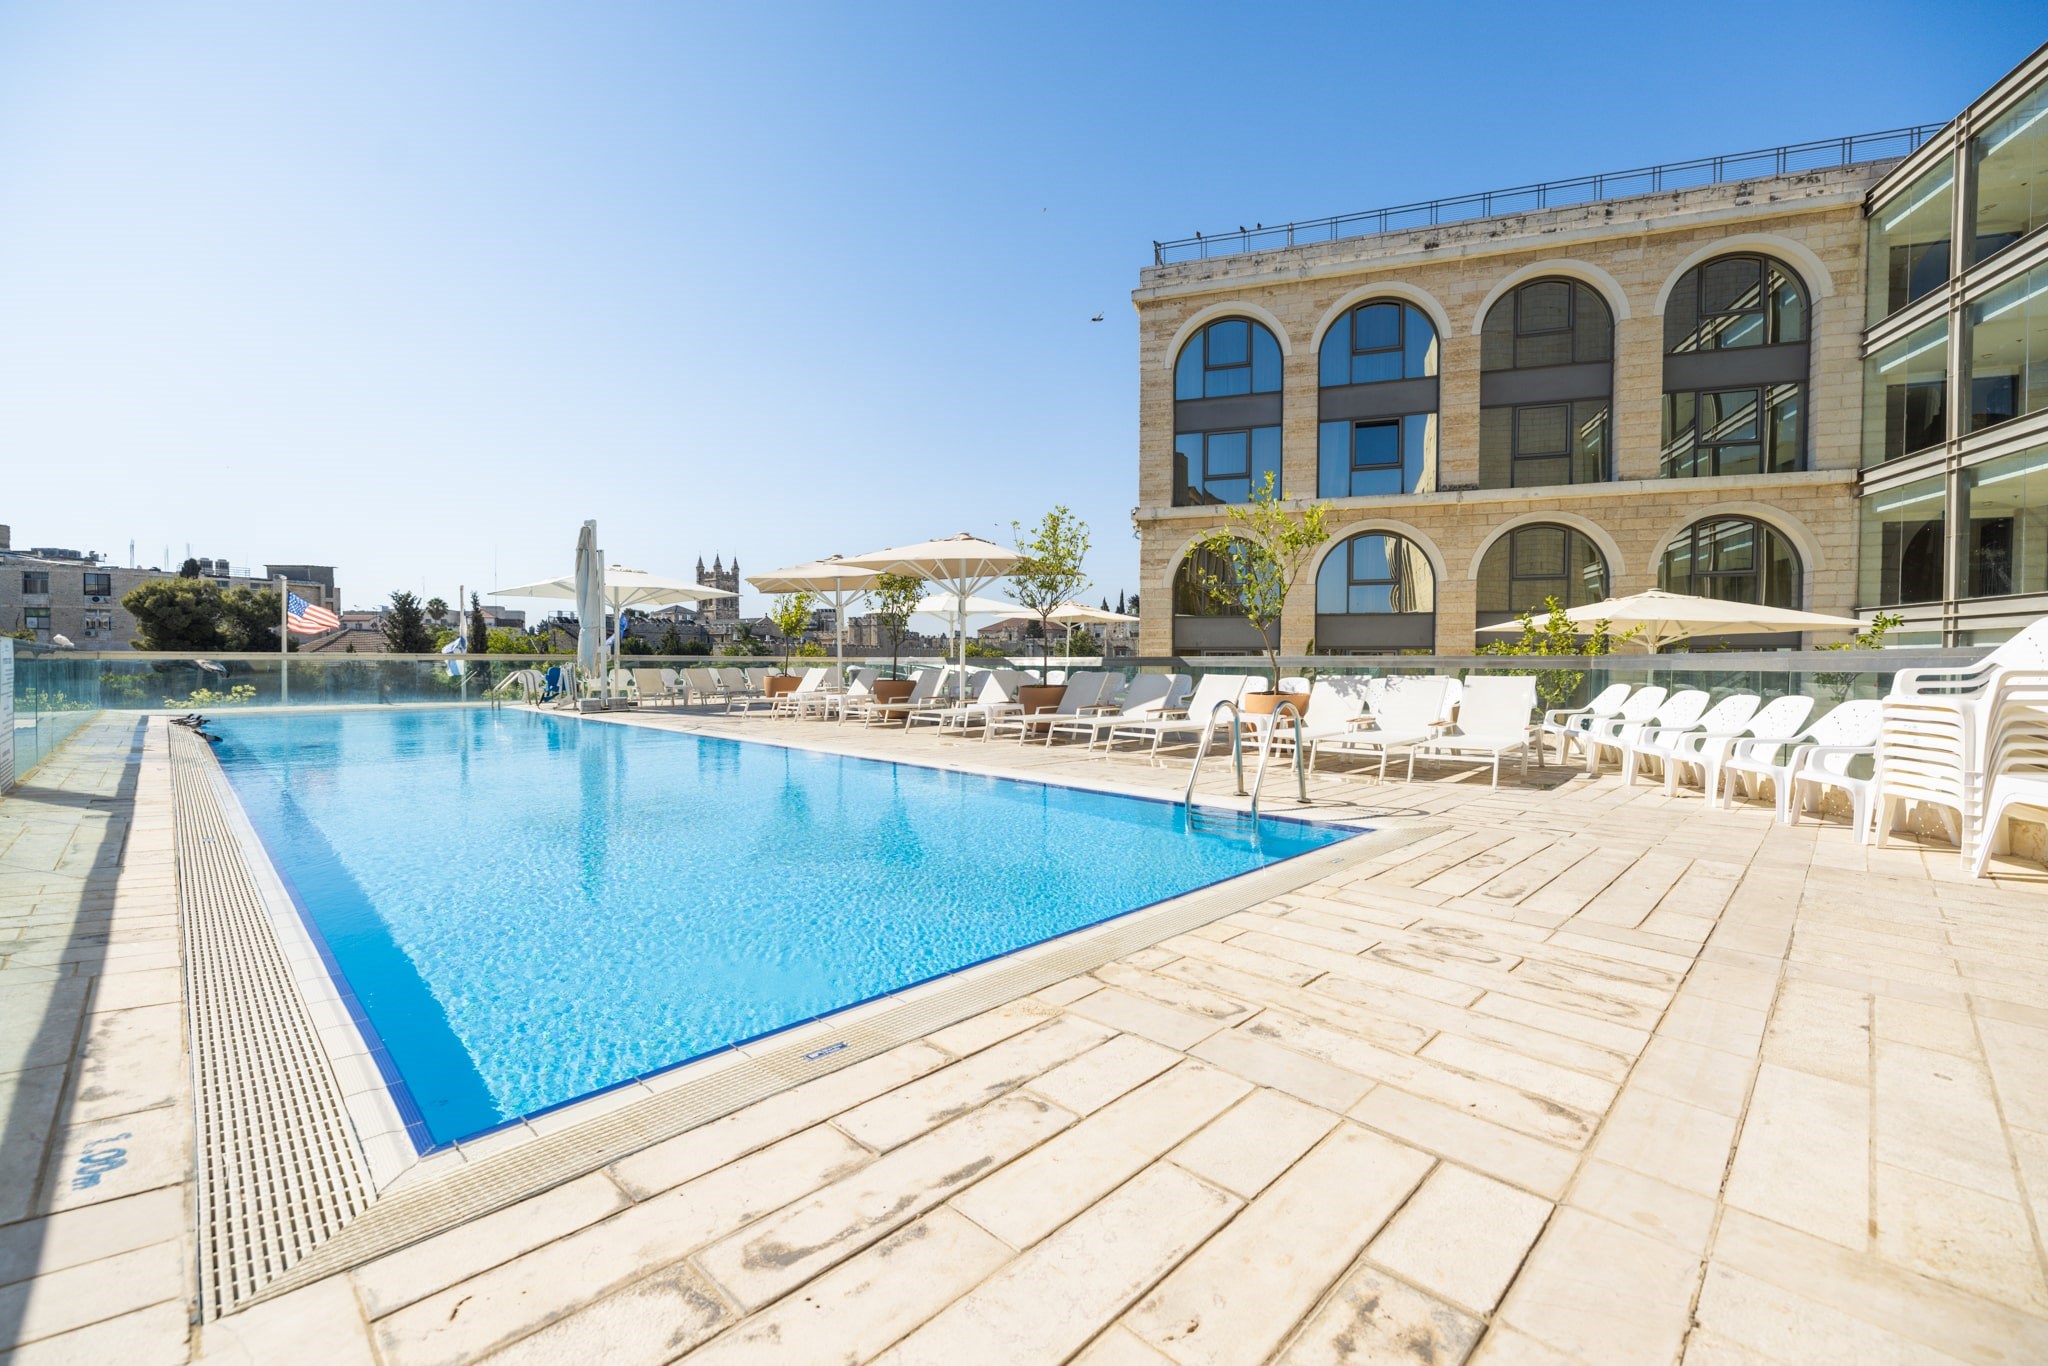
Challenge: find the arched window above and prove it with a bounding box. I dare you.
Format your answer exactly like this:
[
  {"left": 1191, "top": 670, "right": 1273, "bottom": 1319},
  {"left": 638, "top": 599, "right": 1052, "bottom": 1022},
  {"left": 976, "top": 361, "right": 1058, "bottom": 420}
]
[
  {"left": 1171, "top": 542, "right": 1272, "bottom": 654},
  {"left": 1318, "top": 301, "right": 1439, "bottom": 498},
  {"left": 1659, "top": 517, "right": 1802, "bottom": 608},
  {"left": 1662, "top": 255, "right": 1809, "bottom": 478},
  {"left": 1313, "top": 532, "right": 1436, "bottom": 652},
  {"left": 1478, "top": 279, "right": 1613, "bottom": 489},
  {"left": 1173, "top": 318, "right": 1283, "bottom": 506},
  {"left": 1477, "top": 524, "right": 1610, "bottom": 624}
]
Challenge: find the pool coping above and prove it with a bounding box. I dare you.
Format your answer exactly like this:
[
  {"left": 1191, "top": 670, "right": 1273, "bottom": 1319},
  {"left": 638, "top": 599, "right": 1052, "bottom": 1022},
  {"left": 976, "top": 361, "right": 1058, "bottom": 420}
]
[{"left": 179, "top": 706, "right": 1445, "bottom": 1312}]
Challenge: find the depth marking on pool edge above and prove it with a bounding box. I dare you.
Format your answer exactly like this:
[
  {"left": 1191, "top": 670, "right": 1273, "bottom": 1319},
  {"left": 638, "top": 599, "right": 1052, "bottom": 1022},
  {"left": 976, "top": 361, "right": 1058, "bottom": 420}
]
[{"left": 239, "top": 812, "right": 1442, "bottom": 1309}]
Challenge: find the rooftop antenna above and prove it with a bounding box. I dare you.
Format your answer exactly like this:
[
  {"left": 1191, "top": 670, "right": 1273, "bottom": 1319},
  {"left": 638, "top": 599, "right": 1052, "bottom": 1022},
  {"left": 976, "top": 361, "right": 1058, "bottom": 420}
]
[{"left": 128, "top": 539, "right": 134, "bottom": 567}]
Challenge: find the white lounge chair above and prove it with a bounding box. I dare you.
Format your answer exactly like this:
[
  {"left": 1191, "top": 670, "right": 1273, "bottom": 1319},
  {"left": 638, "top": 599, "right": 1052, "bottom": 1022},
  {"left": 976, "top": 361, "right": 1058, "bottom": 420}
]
[
  {"left": 1621, "top": 693, "right": 1758, "bottom": 786},
  {"left": 629, "top": 667, "right": 680, "bottom": 707},
  {"left": 1585, "top": 689, "right": 1706, "bottom": 775},
  {"left": 988, "top": 671, "right": 1116, "bottom": 743},
  {"left": 1673, "top": 694, "right": 1815, "bottom": 802},
  {"left": 1308, "top": 675, "right": 1453, "bottom": 781},
  {"left": 861, "top": 668, "right": 949, "bottom": 727},
  {"left": 1253, "top": 676, "right": 1370, "bottom": 763},
  {"left": 1043, "top": 674, "right": 1189, "bottom": 750},
  {"left": 911, "top": 670, "right": 1023, "bottom": 731},
  {"left": 1105, "top": 673, "right": 1251, "bottom": 762},
  {"left": 1572, "top": 686, "right": 1667, "bottom": 774},
  {"left": 1721, "top": 700, "right": 1883, "bottom": 823},
  {"left": 1410, "top": 675, "right": 1538, "bottom": 789},
  {"left": 1540, "top": 682, "right": 1633, "bottom": 766}
]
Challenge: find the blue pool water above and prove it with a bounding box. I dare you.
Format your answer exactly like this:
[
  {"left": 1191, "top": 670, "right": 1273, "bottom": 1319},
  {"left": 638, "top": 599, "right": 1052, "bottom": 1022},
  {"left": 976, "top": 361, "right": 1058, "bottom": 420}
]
[{"left": 212, "top": 708, "right": 1356, "bottom": 1146}]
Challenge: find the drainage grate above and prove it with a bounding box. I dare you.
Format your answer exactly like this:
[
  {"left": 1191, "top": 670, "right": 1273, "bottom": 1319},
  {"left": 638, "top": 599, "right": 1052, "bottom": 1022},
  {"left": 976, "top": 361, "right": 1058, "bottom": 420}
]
[
  {"left": 247, "top": 819, "right": 1441, "bottom": 1304},
  {"left": 171, "top": 726, "right": 375, "bottom": 1317}
]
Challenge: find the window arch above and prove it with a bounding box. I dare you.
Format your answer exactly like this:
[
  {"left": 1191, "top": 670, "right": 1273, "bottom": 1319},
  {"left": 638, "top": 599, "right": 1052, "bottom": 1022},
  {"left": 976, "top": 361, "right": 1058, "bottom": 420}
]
[
  {"left": 1477, "top": 524, "right": 1610, "bottom": 624},
  {"left": 1318, "top": 300, "right": 1439, "bottom": 498},
  {"left": 1313, "top": 532, "right": 1436, "bottom": 652},
  {"left": 1662, "top": 254, "right": 1809, "bottom": 479},
  {"left": 1173, "top": 318, "right": 1283, "bottom": 506},
  {"left": 1171, "top": 542, "right": 1273, "bottom": 654},
  {"left": 1659, "top": 517, "right": 1802, "bottom": 608},
  {"left": 1478, "top": 279, "right": 1613, "bottom": 489}
]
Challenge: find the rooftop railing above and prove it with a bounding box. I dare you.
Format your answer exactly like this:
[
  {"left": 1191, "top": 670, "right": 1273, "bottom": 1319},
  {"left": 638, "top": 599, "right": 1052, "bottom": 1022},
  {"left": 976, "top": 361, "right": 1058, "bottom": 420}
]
[{"left": 1150, "top": 125, "right": 1945, "bottom": 266}]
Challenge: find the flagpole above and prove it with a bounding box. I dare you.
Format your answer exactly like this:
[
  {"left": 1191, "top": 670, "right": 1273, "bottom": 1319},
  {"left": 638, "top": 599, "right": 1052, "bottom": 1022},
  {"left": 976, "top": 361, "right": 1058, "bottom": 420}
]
[
  {"left": 277, "top": 574, "right": 289, "bottom": 708},
  {"left": 458, "top": 583, "right": 468, "bottom": 704}
]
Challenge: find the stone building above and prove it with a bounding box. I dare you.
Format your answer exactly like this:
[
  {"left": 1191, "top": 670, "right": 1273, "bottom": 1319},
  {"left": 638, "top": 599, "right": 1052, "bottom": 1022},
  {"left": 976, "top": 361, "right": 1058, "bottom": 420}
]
[
  {"left": 694, "top": 555, "right": 741, "bottom": 623},
  {"left": 1132, "top": 43, "right": 2048, "bottom": 655}
]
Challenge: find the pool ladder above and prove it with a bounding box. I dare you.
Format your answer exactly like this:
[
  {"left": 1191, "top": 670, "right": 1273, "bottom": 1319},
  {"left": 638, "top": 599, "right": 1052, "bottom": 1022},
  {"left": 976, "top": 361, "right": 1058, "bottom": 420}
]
[{"left": 1182, "top": 698, "right": 1310, "bottom": 821}]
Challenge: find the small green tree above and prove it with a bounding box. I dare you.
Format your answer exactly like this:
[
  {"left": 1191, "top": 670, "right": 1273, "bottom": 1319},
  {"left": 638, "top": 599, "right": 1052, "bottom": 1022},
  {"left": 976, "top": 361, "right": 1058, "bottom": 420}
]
[
  {"left": 870, "top": 572, "right": 923, "bottom": 677},
  {"left": 1477, "top": 596, "right": 1636, "bottom": 712},
  {"left": 219, "top": 586, "right": 283, "bottom": 652},
  {"left": 123, "top": 579, "right": 227, "bottom": 650},
  {"left": 1814, "top": 611, "right": 1904, "bottom": 703},
  {"left": 177, "top": 558, "right": 203, "bottom": 579},
  {"left": 656, "top": 622, "right": 685, "bottom": 655},
  {"left": 425, "top": 597, "right": 448, "bottom": 624},
  {"left": 767, "top": 592, "right": 819, "bottom": 674},
  {"left": 722, "top": 622, "right": 764, "bottom": 658},
  {"left": 383, "top": 591, "right": 435, "bottom": 653},
  {"left": 1188, "top": 473, "right": 1330, "bottom": 692},
  {"left": 1010, "top": 506, "right": 1092, "bottom": 678},
  {"left": 468, "top": 592, "right": 488, "bottom": 655}
]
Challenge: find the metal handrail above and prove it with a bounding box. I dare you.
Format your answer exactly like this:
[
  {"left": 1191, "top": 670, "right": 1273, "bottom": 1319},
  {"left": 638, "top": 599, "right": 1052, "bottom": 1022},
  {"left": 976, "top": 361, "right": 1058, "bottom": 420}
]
[
  {"left": 1184, "top": 699, "right": 1247, "bottom": 808},
  {"left": 1183, "top": 697, "right": 1313, "bottom": 819},
  {"left": 1249, "top": 699, "right": 1310, "bottom": 814},
  {"left": 1151, "top": 124, "right": 1943, "bottom": 265}
]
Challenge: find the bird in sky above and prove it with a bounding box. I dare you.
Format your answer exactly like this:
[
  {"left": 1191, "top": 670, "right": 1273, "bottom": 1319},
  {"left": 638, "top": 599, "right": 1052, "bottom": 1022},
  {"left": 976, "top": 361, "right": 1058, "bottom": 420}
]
[{"left": 1090, "top": 314, "right": 1104, "bottom": 322}]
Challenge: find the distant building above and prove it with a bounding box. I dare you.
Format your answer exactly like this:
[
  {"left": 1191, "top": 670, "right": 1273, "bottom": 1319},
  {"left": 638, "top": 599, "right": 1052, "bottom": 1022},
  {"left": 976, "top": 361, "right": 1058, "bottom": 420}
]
[
  {"left": 695, "top": 555, "right": 741, "bottom": 623},
  {"left": 0, "top": 524, "right": 338, "bottom": 650}
]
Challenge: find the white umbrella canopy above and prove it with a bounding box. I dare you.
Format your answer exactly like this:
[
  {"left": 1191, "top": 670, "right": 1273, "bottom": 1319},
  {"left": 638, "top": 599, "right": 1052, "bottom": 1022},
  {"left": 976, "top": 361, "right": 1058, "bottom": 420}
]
[
  {"left": 842, "top": 534, "right": 1023, "bottom": 698},
  {"left": 911, "top": 592, "right": 1018, "bottom": 621},
  {"left": 1047, "top": 602, "right": 1137, "bottom": 625},
  {"left": 1475, "top": 588, "right": 1863, "bottom": 652},
  {"left": 747, "top": 556, "right": 883, "bottom": 671}
]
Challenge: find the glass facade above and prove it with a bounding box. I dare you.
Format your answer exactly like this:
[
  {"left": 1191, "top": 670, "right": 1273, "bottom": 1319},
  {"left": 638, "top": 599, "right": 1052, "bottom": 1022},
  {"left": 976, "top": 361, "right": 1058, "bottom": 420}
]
[
  {"left": 1174, "top": 318, "right": 1282, "bottom": 399},
  {"left": 1318, "top": 414, "right": 1435, "bottom": 498},
  {"left": 1970, "top": 77, "right": 2048, "bottom": 265},
  {"left": 1478, "top": 280, "right": 1613, "bottom": 490},
  {"left": 1314, "top": 533, "right": 1435, "bottom": 615},
  {"left": 1480, "top": 279, "right": 1613, "bottom": 369},
  {"left": 1662, "top": 385, "right": 1802, "bottom": 477},
  {"left": 1961, "top": 447, "right": 2048, "bottom": 598},
  {"left": 1318, "top": 302, "right": 1437, "bottom": 385},
  {"left": 1173, "top": 428, "right": 1281, "bottom": 506},
  {"left": 1868, "top": 158, "right": 1954, "bottom": 322},
  {"left": 1173, "top": 318, "right": 1284, "bottom": 506},
  {"left": 1172, "top": 544, "right": 1242, "bottom": 616},
  {"left": 1859, "top": 477, "right": 1947, "bottom": 606},
  {"left": 1966, "top": 261, "right": 2048, "bottom": 431},
  {"left": 1864, "top": 317, "right": 1949, "bottom": 465},
  {"left": 1659, "top": 517, "right": 1801, "bottom": 607},
  {"left": 1476, "top": 525, "right": 1608, "bottom": 621},
  {"left": 1664, "top": 255, "right": 1806, "bottom": 353},
  {"left": 1479, "top": 401, "right": 1609, "bottom": 487}
]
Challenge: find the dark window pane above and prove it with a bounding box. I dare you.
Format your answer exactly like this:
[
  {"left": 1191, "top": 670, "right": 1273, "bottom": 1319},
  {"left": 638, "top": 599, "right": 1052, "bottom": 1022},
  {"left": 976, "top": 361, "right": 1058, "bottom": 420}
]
[
  {"left": 1518, "top": 281, "right": 1571, "bottom": 332},
  {"left": 1702, "top": 256, "right": 1762, "bottom": 314},
  {"left": 1516, "top": 405, "right": 1569, "bottom": 455},
  {"left": 1354, "top": 303, "right": 1400, "bottom": 350},
  {"left": 1251, "top": 327, "right": 1281, "bottom": 392},
  {"left": 1206, "top": 430, "right": 1248, "bottom": 476},
  {"left": 1207, "top": 320, "right": 1248, "bottom": 365},
  {"left": 1352, "top": 350, "right": 1403, "bottom": 384},
  {"left": 1353, "top": 422, "right": 1400, "bottom": 468}
]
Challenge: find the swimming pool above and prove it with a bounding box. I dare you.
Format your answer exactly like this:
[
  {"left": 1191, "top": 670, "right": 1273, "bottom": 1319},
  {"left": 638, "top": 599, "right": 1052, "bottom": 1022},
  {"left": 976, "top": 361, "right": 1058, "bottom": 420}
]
[{"left": 212, "top": 708, "right": 1357, "bottom": 1146}]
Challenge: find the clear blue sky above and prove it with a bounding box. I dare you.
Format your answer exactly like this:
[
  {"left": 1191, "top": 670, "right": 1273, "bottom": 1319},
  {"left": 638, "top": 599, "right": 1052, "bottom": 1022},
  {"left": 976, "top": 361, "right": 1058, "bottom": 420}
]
[{"left": 0, "top": 2, "right": 2035, "bottom": 616}]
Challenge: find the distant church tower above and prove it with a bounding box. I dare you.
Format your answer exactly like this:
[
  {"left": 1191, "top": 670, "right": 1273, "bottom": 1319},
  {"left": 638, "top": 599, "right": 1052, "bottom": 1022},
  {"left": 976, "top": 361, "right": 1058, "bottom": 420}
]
[{"left": 697, "top": 554, "right": 740, "bottom": 623}]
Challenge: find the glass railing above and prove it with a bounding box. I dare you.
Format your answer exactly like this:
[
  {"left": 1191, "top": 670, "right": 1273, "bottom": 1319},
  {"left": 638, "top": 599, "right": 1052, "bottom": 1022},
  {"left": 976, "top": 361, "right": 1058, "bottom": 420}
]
[{"left": 10, "top": 644, "right": 105, "bottom": 779}]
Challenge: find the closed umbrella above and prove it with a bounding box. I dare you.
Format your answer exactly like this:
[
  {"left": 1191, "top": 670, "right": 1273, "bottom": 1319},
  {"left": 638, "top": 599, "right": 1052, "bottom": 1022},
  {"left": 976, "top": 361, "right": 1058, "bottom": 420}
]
[
  {"left": 1475, "top": 588, "right": 1863, "bottom": 652},
  {"left": 842, "top": 534, "right": 1022, "bottom": 700},
  {"left": 746, "top": 556, "right": 882, "bottom": 675},
  {"left": 575, "top": 522, "right": 605, "bottom": 702}
]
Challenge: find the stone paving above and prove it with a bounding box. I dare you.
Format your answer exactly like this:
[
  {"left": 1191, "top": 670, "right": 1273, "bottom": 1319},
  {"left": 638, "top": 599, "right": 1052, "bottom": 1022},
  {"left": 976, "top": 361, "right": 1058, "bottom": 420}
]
[{"left": 4, "top": 707, "right": 2048, "bottom": 1362}]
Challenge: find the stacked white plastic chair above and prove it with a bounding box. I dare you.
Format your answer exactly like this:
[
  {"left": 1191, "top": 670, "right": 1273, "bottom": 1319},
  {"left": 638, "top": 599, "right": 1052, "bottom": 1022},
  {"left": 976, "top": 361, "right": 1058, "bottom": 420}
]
[
  {"left": 1621, "top": 693, "right": 1758, "bottom": 787},
  {"left": 1720, "top": 700, "right": 1882, "bottom": 825},
  {"left": 1874, "top": 620, "right": 2048, "bottom": 862},
  {"left": 1540, "top": 682, "right": 1631, "bottom": 767},
  {"left": 1585, "top": 688, "right": 1702, "bottom": 776},
  {"left": 1669, "top": 694, "right": 1814, "bottom": 801}
]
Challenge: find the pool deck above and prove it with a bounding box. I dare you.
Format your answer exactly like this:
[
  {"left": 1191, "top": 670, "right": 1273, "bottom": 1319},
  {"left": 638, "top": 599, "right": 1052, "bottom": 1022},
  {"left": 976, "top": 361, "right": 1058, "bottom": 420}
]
[{"left": 5, "top": 706, "right": 2048, "bottom": 1362}]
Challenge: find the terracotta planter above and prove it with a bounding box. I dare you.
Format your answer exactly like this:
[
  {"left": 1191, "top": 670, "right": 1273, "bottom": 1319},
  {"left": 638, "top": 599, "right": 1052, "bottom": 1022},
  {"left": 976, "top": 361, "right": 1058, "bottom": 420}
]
[
  {"left": 764, "top": 674, "right": 801, "bottom": 698},
  {"left": 1016, "top": 684, "right": 1067, "bottom": 721},
  {"left": 1241, "top": 690, "right": 1310, "bottom": 718},
  {"left": 869, "top": 679, "right": 916, "bottom": 705}
]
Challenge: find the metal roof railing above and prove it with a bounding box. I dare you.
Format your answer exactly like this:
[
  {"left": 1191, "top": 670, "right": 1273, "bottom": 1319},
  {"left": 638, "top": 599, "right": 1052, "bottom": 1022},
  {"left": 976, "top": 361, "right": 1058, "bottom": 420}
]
[{"left": 1151, "top": 125, "right": 1945, "bottom": 266}]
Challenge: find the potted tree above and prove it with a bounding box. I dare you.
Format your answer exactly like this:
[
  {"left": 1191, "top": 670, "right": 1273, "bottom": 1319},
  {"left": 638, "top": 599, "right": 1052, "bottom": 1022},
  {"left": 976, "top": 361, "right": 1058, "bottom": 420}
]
[
  {"left": 1188, "top": 472, "right": 1330, "bottom": 716},
  {"left": 1009, "top": 505, "right": 1091, "bottom": 716},
  {"left": 867, "top": 572, "right": 924, "bottom": 706},
  {"left": 764, "top": 591, "right": 817, "bottom": 697}
]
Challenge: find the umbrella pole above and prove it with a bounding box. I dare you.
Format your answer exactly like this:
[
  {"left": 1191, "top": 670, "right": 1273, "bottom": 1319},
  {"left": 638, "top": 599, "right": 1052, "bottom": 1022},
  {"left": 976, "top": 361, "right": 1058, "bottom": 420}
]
[{"left": 957, "top": 583, "right": 968, "bottom": 701}]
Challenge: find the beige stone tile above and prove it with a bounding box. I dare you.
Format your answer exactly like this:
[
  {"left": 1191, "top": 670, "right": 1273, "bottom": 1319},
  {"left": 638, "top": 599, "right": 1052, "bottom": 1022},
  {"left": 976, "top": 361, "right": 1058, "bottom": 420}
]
[
  {"left": 607, "top": 1042, "right": 950, "bottom": 1198},
  {"left": 1071, "top": 1326, "right": 1177, "bottom": 1365},
  {"left": 1590, "top": 1086, "right": 1737, "bottom": 1196},
  {"left": 0, "top": 1186, "right": 184, "bottom": 1286},
  {"left": 1167, "top": 957, "right": 1435, "bottom": 1055},
  {"left": 1872, "top": 998, "right": 1981, "bottom": 1058},
  {"left": 1065, "top": 987, "right": 1228, "bottom": 1051},
  {"left": 1124, "top": 1125, "right": 1433, "bottom": 1363},
  {"left": 352, "top": 1171, "right": 629, "bottom": 1316},
  {"left": 375, "top": 1125, "right": 866, "bottom": 1364},
  {"left": 1724, "top": 1063, "right": 1870, "bottom": 1250},
  {"left": 951, "top": 1061, "right": 1248, "bottom": 1248},
  {"left": 1658, "top": 992, "right": 1770, "bottom": 1058},
  {"left": 0, "top": 1299, "right": 190, "bottom": 1365},
  {"left": 1186, "top": 1030, "right": 1372, "bottom": 1112},
  {"left": 1465, "top": 1322, "right": 1582, "bottom": 1365},
  {"left": 0, "top": 1239, "right": 185, "bottom": 1347},
  {"left": 833, "top": 1016, "right": 1111, "bottom": 1151},
  {"left": 1874, "top": 1162, "right": 2048, "bottom": 1314},
  {"left": 1692, "top": 1262, "right": 1972, "bottom": 1365},
  {"left": 474, "top": 1262, "right": 730, "bottom": 1364},
  {"left": 1025, "top": 1034, "right": 1182, "bottom": 1117},
  {"left": 697, "top": 1093, "right": 1073, "bottom": 1311},
  {"left": 1760, "top": 978, "right": 1870, "bottom": 1086},
  {"left": 877, "top": 1164, "right": 1238, "bottom": 1365},
  {"left": 1367, "top": 1162, "right": 1553, "bottom": 1314},
  {"left": 1874, "top": 1039, "right": 2023, "bottom": 1202},
  {"left": 194, "top": 1275, "right": 372, "bottom": 1365},
  {"left": 1417, "top": 1032, "right": 1617, "bottom": 1114},
  {"left": 682, "top": 1208, "right": 1010, "bottom": 1365},
  {"left": 1496, "top": 1208, "right": 1702, "bottom": 1363},
  {"left": 925, "top": 1001, "right": 1058, "bottom": 1057},
  {"left": 1091, "top": 960, "right": 1259, "bottom": 1025},
  {"left": 1469, "top": 989, "right": 1651, "bottom": 1055},
  {"left": 1166, "top": 1088, "right": 1336, "bottom": 1199},
  {"left": 1279, "top": 1265, "right": 1484, "bottom": 1364},
  {"left": 1976, "top": 1015, "right": 2048, "bottom": 1133},
  {"left": 1566, "top": 1160, "right": 1716, "bottom": 1256},
  {"left": 2011, "top": 1126, "right": 2048, "bottom": 1257},
  {"left": 1711, "top": 1207, "right": 2048, "bottom": 1362},
  {"left": 1628, "top": 1032, "right": 1756, "bottom": 1116},
  {"left": 37, "top": 1102, "right": 190, "bottom": 1215},
  {"left": 1351, "top": 1085, "right": 1579, "bottom": 1200}
]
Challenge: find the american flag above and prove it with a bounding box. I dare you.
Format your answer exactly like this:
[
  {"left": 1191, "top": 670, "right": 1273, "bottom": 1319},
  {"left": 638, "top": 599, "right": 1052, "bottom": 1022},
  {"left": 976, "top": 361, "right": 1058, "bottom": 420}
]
[{"left": 285, "top": 591, "right": 340, "bottom": 636}]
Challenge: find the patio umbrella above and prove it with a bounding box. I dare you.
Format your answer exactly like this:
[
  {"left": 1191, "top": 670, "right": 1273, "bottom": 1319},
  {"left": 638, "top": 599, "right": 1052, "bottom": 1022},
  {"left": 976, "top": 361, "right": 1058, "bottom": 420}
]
[
  {"left": 746, "top": 556, "right": 882, "bottom": 675},
  {"left": 575, "top": 522, "right": 605, "bottom": 702},
  {"left": 1048, "top": 600, "right": 1138, "bottom": 655},
  {"left": 1475, "top": 588, "right": 1863, "bottom": 652},
  {"left": 910, "top": 592, "right": 1019, "bottom": 660},
  {"left": 842, "top": 534, "right": 1022, "bottom": 700}
]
